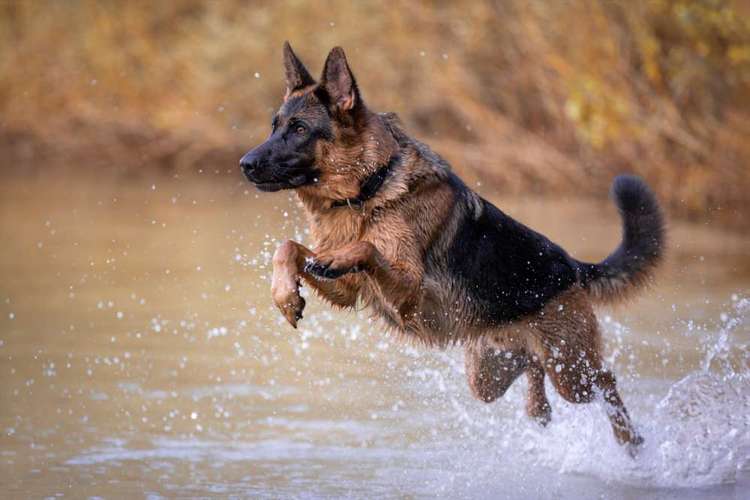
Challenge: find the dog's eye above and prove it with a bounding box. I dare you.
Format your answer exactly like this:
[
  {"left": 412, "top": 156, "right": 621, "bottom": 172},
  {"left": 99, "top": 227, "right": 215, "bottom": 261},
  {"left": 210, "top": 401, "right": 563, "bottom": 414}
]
[{"left": 294, "top": 124, "right": 307, "bottom": 135}]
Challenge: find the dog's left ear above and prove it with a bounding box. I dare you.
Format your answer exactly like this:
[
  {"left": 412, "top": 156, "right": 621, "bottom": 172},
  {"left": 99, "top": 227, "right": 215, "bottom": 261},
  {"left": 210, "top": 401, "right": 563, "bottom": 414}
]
[{"left": 319, "top": 47, "right": 360, "bottom": 112}]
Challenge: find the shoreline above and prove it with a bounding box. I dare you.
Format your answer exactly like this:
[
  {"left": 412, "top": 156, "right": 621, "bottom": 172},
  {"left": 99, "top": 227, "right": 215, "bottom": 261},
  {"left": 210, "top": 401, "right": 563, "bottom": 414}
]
[{"left": 1, "top": 124, "right": 747, "bottom": 232}]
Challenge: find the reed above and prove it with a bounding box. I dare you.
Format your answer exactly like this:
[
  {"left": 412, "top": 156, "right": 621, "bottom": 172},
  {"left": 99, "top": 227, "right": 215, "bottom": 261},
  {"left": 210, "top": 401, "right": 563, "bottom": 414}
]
[{"left": 1, "top": 0, "right": 748, "bottom": 227}]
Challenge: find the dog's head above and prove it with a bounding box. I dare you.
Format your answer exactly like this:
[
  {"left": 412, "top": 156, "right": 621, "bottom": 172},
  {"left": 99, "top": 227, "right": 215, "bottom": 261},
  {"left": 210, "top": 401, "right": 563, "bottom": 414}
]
[{"left": 240, "top": 43, "right": 394, "bottom": 199}]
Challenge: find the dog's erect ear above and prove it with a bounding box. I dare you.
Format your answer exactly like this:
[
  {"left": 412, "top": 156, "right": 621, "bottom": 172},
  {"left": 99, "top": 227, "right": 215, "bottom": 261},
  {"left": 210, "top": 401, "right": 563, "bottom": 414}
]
[
  {"left": 319, "top": 46, "right": 360, "bottom": 112},
  {"left": 283, "top": 41, "right": 315, "bottom": 97}
]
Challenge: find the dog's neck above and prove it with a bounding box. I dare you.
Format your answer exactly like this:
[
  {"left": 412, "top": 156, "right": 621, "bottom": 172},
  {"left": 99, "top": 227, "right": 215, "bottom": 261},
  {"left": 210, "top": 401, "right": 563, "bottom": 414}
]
[
  {"left": 328, "top": 153, "right": 399, "bottom": 210},
  {"left": 296, "top": 112, "right": 399, "bottom": 214}
]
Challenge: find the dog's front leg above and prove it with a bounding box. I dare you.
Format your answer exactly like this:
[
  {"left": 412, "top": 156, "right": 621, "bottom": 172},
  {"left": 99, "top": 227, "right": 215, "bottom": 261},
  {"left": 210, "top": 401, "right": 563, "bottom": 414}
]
[
  {"left": 272, "top": 240, "right": 359, "bottom": 327},
  {"left": 305, "top": 240, "right": 422, "bottom": 326}
]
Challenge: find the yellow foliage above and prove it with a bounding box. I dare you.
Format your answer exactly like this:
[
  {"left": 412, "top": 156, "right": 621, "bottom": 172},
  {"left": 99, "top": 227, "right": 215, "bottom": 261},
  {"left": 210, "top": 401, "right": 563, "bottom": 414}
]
[{"left": 0, "top": 0, "right": 748, "bottom": 227}]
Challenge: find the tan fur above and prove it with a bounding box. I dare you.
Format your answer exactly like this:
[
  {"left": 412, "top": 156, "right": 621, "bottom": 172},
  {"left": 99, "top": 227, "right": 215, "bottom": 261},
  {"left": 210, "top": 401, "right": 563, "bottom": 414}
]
[
  {"left": 466, "top": 288, "right": 643, "bottom": 448},
  {"left": 586, "top": 261, "right": 662, "bottom": 305},
  {"left": 273, "top": 111, "right": 456, "bottom": 339},
  {"left": 267, "top": 60, "right": 645, "bottom": 450}
]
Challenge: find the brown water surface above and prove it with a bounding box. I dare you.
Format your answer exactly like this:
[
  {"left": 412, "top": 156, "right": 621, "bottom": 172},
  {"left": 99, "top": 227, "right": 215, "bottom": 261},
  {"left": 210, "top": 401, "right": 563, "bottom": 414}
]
[{"left": 1, "top": 173, "right": 748, "bottom": 498}]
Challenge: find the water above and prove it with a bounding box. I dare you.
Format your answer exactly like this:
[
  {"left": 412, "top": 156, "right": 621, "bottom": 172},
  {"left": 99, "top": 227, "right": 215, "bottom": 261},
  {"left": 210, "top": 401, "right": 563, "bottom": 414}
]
[{"left": 1, "top": 173, "right": 748, "bottom": 499}]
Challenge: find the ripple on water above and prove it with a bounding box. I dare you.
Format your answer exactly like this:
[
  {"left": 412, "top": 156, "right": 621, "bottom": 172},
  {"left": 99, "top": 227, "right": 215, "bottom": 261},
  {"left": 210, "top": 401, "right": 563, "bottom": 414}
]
[{"left": 51, "top": 297, "right": 750, "bottom": 498}]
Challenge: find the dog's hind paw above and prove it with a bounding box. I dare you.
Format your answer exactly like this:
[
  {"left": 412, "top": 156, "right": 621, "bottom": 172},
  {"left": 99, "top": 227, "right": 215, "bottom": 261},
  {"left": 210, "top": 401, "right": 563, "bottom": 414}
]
[
  {"left": 527, "top": 403, "right": 552, "bottom": 427},
  {"left": 625, "top": 433, "right": 644, "bottom": 458}
]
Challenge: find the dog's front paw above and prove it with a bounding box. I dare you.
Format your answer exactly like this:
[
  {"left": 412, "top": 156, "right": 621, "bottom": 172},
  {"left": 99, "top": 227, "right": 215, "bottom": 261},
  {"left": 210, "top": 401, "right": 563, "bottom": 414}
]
[
  {"left": 303, "top": 256, "right": 363, "bottom": 279},
  {"left": 274, "top": 288, "right": 306, "bottom": 328},
  {"left": 272, "top": 277, "right": 306, "bottom": 328}
]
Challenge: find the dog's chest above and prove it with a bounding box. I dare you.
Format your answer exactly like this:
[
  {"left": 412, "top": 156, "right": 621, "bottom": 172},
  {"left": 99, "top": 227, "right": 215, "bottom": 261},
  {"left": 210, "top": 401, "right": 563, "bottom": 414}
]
[{"left": 309, "top": 210, "right": 365, "bottom": 251}]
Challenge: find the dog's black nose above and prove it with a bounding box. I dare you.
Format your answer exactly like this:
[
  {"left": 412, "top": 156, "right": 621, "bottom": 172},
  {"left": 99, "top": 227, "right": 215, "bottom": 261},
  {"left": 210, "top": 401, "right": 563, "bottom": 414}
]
[
  {"left": 239, "top": 153, "right": 258, "bottom": 175},
  {"left": 239, "top": 158, "right": 255, "bottom": 172}
]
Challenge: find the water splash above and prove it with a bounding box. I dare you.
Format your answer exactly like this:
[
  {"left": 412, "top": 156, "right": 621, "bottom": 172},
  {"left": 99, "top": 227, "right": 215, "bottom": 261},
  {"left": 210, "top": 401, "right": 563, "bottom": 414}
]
[{"left": 403, "top": 296, "right": 750, "bottom": 491}]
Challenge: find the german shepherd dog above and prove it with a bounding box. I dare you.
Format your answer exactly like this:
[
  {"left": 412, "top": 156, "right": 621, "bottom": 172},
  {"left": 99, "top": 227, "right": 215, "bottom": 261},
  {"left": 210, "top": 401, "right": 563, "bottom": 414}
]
[{"left": 240, "top": 43, "right": 665, "bottom": 453}]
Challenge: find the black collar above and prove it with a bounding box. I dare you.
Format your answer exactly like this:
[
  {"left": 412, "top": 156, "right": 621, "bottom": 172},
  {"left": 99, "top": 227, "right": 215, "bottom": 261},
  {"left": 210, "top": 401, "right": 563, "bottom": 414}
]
[{"left": 331, "top": 154, "right": 400, "bottom": 209}]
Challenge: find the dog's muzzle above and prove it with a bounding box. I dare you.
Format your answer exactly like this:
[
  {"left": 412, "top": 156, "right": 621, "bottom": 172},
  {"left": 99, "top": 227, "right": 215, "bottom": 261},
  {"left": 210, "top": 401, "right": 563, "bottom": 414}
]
[{"left": 239, "top": 152, "right": 317, "bottom": 191}]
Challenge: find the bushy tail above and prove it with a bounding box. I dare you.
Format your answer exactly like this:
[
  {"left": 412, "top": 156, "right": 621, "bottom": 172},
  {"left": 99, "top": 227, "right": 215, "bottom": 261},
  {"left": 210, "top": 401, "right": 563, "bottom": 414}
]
[{"left": 577, "top": 175, "right": 666, "bottom": 304}]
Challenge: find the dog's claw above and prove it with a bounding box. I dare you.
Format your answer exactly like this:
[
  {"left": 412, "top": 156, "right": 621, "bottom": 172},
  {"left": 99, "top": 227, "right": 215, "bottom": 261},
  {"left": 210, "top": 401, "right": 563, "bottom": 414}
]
[
  {"left": 625, "top": 433, "right": 644, "bottom": 458},
  {"left": 531, "top": 410, "right": 552, "bottom": 427},
  {"left": 283, "top": 295, "right": 305, "bottom": 328},
  {"left": 527, "top": 400, "right": 552, "bottom": 427},
  {"left": 293, "top": 308, "right": 303, "bottom": 327}
]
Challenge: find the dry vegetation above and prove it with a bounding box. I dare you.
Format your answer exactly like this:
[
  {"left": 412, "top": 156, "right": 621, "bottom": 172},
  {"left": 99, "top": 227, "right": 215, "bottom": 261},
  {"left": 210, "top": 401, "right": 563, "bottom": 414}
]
[{"left": 1, "top": 0, "right": 749, "bottom": 227}]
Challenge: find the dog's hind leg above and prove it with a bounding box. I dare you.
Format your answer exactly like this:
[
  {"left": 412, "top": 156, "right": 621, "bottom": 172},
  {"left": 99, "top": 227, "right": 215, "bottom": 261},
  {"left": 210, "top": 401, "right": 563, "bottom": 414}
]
[
  {"left": 465, "top": 338, "right": 527, "bottom": 403},
  {"left": 594, "top": 370, "right": 643, "bottom": 453},
  {"left": 538, "top": 341, "right": 642, "bottom": 450},
  {"left": 525, "top": 358, "right": 551, "bottom": 425},
  {"left": 530, "top": 288, "right": 643, "bottom": 452}
]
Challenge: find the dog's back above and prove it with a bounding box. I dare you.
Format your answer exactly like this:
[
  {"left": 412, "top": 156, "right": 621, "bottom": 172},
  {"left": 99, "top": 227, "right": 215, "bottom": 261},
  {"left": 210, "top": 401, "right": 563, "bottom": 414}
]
[{"left": 367, "top": 116, "right": 665, "bottom": 346}]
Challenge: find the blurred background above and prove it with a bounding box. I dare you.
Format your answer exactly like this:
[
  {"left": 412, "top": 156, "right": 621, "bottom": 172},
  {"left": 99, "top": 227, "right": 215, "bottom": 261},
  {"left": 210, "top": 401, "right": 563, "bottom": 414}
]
[
  {"left": 1, "top": 0, "right": 750, "bottom": 226},
  {"left": 1, "top": 1, "right": 749, "bottom": 498}
]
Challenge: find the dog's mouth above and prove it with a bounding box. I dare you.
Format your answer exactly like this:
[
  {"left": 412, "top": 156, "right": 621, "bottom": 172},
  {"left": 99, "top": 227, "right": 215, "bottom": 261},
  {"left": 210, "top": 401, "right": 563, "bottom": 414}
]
[{"left": 249, "top": 173, "right": 316, "bottom": 192}]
